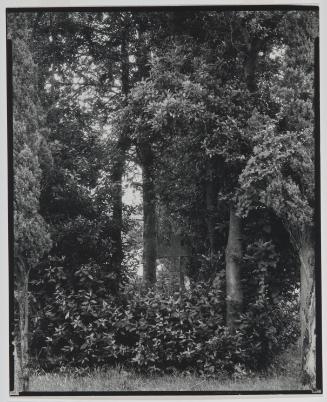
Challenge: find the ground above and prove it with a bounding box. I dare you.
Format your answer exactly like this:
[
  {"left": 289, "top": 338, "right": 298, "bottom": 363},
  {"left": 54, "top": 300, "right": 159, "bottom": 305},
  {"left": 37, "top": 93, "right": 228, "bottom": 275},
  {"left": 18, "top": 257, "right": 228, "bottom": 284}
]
[
  {"left": 29, "top": 347, "right": 306, "bottom": 392},
  {"left": 30, "top": 370, "right": 304, "bottom": 392}
]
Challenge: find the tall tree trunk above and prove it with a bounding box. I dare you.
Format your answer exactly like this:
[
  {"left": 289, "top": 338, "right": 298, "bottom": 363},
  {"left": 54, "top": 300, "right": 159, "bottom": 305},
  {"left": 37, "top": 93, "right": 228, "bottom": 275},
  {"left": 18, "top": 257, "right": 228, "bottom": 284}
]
[
  {"left": 179, "top": 256, "right": 186, "bottom": 294},
  {"left": 135, "top": 19, "right": 150, "bottom": 81},
  {"left": 224, "top": 37, "right": 258, "bottom": 329},
  {"left": 206, "top": 156, "right": 224, "bottom": 273},
  {"left": 167, "top": 256, "right": 185, "bottom": 295},
  {"left": 225, "top": 206, "right": 243, "bottom": 330},
  {"left": 21, "top": 279, "right": 29, "bottom": 391},
  {"left": 135, "top": 22, "right": 156, "bottom": 288},
  {"left": 298, "top": 239, "right": 316, "bottom": 388},
  {"left": 15, "top": 267, "right": 30, "bottom": 392},
  {"left": 111, "top": 150, "right": 124, "bottom": 276},
  {"left": 205, "top": 158, "right": 219, "bottom": 272},
  {"left": 142, "top": 146, "right": 157, "bottom": 287},
  {"left": 111, "top": 26, "right": 130, "bottom": 275}
]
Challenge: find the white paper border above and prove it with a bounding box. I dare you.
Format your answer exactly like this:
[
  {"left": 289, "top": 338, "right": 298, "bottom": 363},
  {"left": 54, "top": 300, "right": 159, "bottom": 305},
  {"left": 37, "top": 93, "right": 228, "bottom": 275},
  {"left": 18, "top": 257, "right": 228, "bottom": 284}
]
[{"left": 0, "top": 1, "right": 324, "bottom": 401}]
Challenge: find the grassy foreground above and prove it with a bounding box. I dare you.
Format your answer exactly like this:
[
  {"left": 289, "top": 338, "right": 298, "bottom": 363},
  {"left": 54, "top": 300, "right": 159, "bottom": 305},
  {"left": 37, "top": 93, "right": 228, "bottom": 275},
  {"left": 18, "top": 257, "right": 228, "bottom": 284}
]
[
  {"left": 29, "top": 348, "right": 305, "bottom": 392},
  {"left": 30, "top": 369, "right": 304, "bottom": 392}
]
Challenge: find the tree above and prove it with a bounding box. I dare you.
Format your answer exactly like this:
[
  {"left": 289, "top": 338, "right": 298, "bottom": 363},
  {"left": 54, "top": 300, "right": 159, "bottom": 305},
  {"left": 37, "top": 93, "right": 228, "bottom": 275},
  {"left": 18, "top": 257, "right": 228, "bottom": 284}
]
[
  {"left": 119, "top": 38, "right": 212, "bottom": 286},
  {"left": 8, "top": 13, "right": 52, "bottom": 392},
  {"left": 213, "top": 11, "right": 283, "bottom": 330},
  {"left": 238, "top": 11, "right": 318, "bottom": 387},
  {"left": 186, "top": 10, "right": 302, "bottom": 330},
  {"left": 33, "top": 11, "right": 136, "bottom": 278},
  {"left": 39, "top": 11, "right": 164, "bottom": 286}
]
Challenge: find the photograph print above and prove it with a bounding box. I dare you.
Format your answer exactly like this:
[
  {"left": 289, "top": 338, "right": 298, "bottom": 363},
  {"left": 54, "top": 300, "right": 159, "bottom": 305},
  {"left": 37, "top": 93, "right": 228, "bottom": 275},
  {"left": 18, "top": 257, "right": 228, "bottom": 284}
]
[{"left": 7, "top": 5, "right": 321, "bottom": 395}]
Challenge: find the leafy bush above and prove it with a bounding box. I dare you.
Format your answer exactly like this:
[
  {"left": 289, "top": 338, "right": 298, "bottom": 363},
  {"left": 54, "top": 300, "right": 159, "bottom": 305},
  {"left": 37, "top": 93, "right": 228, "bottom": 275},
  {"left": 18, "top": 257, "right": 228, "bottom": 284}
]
[
  {"left": 30, "top": 260, "right": 120, "bottom": 369},
  {"left": 31, "top": 276, "right": 299, "bottom": 376},
  {"left": 239, "top": 294, "right": 300, "bottom": 370}
]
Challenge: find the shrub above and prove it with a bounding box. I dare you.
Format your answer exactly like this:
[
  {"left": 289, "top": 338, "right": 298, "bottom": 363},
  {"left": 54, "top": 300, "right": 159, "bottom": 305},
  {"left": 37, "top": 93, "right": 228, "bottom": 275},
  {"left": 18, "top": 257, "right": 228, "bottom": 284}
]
[
  {"left": 239, "top": 294, "right": 300, "bottom": 370},
  {"left": 30, "top": 260, "right": 120, "bottom": 369},
  {"left": 31, "top": 277, "right": 299, "bottom": 376}
]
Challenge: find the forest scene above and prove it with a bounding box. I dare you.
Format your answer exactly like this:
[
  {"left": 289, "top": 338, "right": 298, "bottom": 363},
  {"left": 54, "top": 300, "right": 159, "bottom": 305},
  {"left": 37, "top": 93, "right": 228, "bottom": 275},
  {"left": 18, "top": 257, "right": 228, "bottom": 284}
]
[{"left": 7, "top": 7, "right": 320, "bottom": 394}]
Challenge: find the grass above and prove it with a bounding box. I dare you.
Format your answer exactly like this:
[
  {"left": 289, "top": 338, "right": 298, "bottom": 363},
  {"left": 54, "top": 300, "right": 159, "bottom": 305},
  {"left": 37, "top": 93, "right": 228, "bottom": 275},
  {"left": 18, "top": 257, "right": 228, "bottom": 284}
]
[
  {"left": 30, "top": 369, "right": 304, "bottom": 392},
  {"left": 29, "top": 347, "right": 306, "bottom": 392}
]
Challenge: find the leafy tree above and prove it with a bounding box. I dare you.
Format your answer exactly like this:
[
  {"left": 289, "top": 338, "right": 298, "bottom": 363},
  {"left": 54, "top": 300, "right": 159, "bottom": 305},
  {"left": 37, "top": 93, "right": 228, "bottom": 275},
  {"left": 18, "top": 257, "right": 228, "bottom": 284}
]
[
  {"left": 8, "top": 13, "right": 52, "bottom": 392},
  {"left": 238, "top": 11, "right": 318, "bottom": 387},
  {"left": 32, "top": 11, "right": 135, "bottom": 276}
]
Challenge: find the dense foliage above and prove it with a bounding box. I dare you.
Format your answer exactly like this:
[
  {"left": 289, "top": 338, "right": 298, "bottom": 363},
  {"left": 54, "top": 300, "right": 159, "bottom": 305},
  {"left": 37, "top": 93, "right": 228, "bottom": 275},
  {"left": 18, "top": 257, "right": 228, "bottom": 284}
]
[
  {"left": 9, "top": 14, "right": 52, "bottom": 285},
  {"left": 8, "top": 8, "right": 318, "bottom": 391},
  {"left": 31, "top": 281, "right": 299, "bottom": 375}
]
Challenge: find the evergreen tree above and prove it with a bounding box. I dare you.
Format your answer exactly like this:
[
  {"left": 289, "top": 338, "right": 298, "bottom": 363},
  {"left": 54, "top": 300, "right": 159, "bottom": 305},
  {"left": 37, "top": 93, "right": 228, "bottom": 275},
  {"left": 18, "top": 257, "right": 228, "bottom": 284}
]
[
  {"left": 8, "top": 13, "right": 52, "bottom": 392},
  {"left": 238, "top": 11, "right": 318, "bottom": 387}
]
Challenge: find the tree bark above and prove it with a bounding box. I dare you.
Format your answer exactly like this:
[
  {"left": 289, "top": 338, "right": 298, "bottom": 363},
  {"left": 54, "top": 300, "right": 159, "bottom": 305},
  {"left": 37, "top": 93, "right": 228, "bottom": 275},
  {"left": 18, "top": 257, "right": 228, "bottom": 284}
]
[
  {"left": 205, "top": 158, "right": 219, "bottom": 272},
  {"left": 111, "top": 150, "right": 124, "bottom": 276},
  {"left": 142, "top": 146, "right": 157, "bottom": 287},
  {"left": 135, "top": 19, "right": 150, "bottom": 81},
  {"left": 121, "top": 27, "right": 130, "bottom": 97},
  {"left": 225, "top": 206, "right": 243, "bottom": 330},
  {"left": 224, "top": 36, "right": 258, "bottom": 329},
  {"left": 167, "top": 256, "right": 185, "bottom": 295},
  {"left": 179, "top": 256, "right": 186, "bottom": 294},
  {"left": 298, "top": 239, "right": 316, "bottom": 388},
  {"left": 15, "top": 268, "right": 30, "bottom": 392},
  {"left": 134, "top": 22, "right": 157, "bottom": 288},
  {"left": 111, "top": 26, "right": 130, "bottom": 275}
]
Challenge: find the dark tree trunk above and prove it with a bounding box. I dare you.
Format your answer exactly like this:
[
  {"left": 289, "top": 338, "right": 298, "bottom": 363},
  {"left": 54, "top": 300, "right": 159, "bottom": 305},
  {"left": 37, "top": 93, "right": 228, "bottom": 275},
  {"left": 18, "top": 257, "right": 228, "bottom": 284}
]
[
  {"left": 179, "top": 256, "right": 186, "bottom": 294},
  {"left": 111, "top": 150, "right": 124, "bottom": 276},
  {"left": 205, "top": 156, "right": 224, "bottom": 274},
  {"left": 245, "top": 46, "right": 258, "bottom": 93},
  {"left": 244, "top": 33, "right": 259, "bottom": 93},
  {"left": 21, "top": 284, "right": 29, "bottom": 391},
  {"left": 298, "top": 239, "right": 316, "bottom": 388},
  {"left": 167, "top": 256, "right": 185, "bottom": 296},
  {"left": 111, "top": 27, "right": 130, "bottom": 275},
  {"left": 134, "top": 23, "right": 157, "bottom": 288},
  {"left": 121, "top": 28, "right": 130, "bottom": 97},
  {"left": 135, "top": 19, "right": 150, "bottom": 81},
  {"left": 225, "top": 206, "right": 243, "bottom": 330},
  {"left": 205, "top": 158, "right": 219, "bottom": 272},
  {"left": 142, "top": 146, "right": 157, "bottom": 287},
  {"left": 224, "top": 37, "right": 258, "bottom": 329},
  {"left": 15, "top": 266, "right": 30, "bottom": 393}
]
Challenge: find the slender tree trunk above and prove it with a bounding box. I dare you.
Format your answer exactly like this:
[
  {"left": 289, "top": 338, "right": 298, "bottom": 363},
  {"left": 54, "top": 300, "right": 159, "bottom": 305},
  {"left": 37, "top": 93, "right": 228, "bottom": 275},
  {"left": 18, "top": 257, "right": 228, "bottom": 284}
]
[
  {"left": 179, "top": 256, "right": 185, "bottom": 294},
  {"left": 205, "top": 158, "right": 218, "bottom": 272},
  {"left": 135, "top": 20, "right": 150, "bottom": 81},
  {"left": 167, "top": 256, "right": 185, "bottom": 295},
  {"left": 142, "top": 146, "right": 157, "bottom": 287},
  {"left": 134, "top": 23, "right": 157, "bottom": 288},
  {"left": 121, "top": 28, "right": 130, "bottom": 98},
  {"left": 111, "top": 152, "right": 124, "bottom": 276},
  {"left": 167, "top": 257, "right": 179, "bottom": 295},
  {"left": 298, "top": 239, "right": 316, "bottom": 388},
  {"left": 15, "top": 268, "right": 30, "bottom": 392},
  {"left": 206, "top": 156, "right": 225, "bottom": 279},
  {"left": 224, "top": 38, "right": 258, "bottom": 329},
  {"left": 111, "top": 27, "right": 130, "bottom": 275},
  {"left": 12, "top": 339, "right": 20, "bottom": 395},
  {"left": 225, "top": 206, "right": 243, "bottom": 330},
  {"left": 22, "top": 279, "right": 29, "bottom": 391}
]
